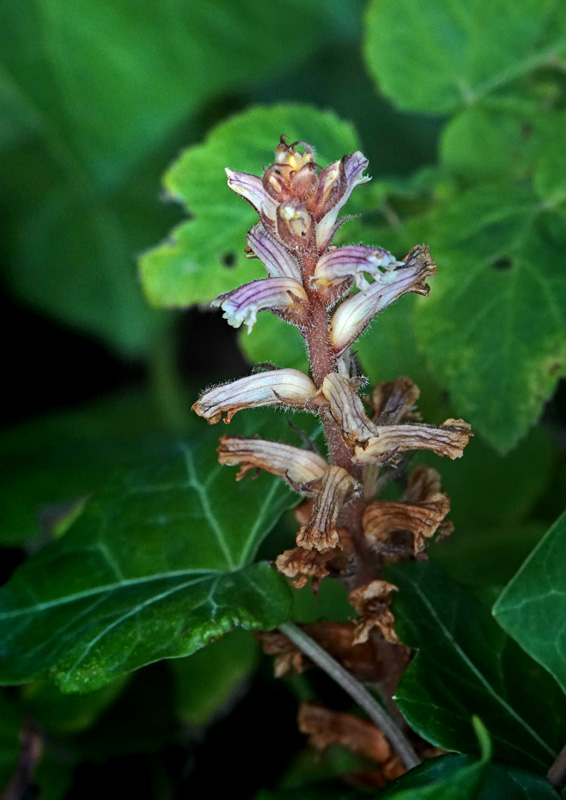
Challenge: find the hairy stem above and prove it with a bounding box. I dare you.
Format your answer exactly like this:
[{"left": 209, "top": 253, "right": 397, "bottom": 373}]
[{"left": 279, "top": 621, "right": 420, "bottom": 770}]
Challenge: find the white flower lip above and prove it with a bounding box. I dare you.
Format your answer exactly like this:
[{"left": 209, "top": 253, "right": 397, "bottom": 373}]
[
  {"left": 225, "top": 168, "right": 278, "bottom": 221},
  {"left": 313, "top": 245, "right": 403, "bottom": 292},
  {"left": 192, "top": 369, "right": 318, "bottom": 424},
  {"left": 329, "top": 249, "right": 436, "bottom": 355},
  {"left": 218, "top": 436, "right": 328, "bottom": 492},
  {"left": 246, "top": 224, "right": 303, "bottom": 282},
  {"left": 211, "top": 277, "right": 307, "bottom": 333}
]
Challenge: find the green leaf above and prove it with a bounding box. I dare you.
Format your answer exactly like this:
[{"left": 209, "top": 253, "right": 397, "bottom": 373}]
[
  {"left": 0, "top": 390, "right": 182, "bottom": 546},
  {"left": 170, "top": 629, "right": 259, "bottom": 726},
  {"left": 494, "top": 512, "right": 566, "bottom": 695},
  {"left": 140, "top": 104, "right": 362, "bottom": 308},
  {"left": 0, "top": 411, "right": 314, "bottom": 692},
  {"left": 414, "top": 184, "right": 566, "bottom": 452},
  {"left": 380, "top": 755, "right": 560, "bottom": 799},
  {"left": 389, "top": 562, "right": 566, "bottom": 772},
  {"left": 363, "top": 0, "right": 566, "bottom": 114},
  {"left": 239, "top": 314, "right": 309, "bottom": 373}
]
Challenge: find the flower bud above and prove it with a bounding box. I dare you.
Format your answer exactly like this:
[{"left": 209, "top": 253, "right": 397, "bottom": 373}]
[
  {"left": 192, "top": 369, "right": 318, "bottom": 424},
  {"left": 276, "top": 201, "right": 314, "bottom": 250},
  {"left": 314, "top": 152, "right": 369, "bottom": 250},
  {"left": 246, "top": 224, "right": 303, "bottom": 282}
]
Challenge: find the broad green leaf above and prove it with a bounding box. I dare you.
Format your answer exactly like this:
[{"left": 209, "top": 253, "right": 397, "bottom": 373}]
[
  {"left": 381, "top": 755, "right": 560, "bottom": 799},
  {"left": 140, "top": 104, "right": 362, "bottom": 308},
  {"left": 0, "top": 0, "right": 361, "bottom": 353},
  {"left": 363, "top": 0, "right": 566, "bottom": 114},
  {"left": 170, "top": 629, "right": 259, "bottom": 726},
  {"left": 0, "top": 411, "right": 315, "bottom": 692},
  {"left": 389, "top": 562, "right": 566, "bottom": 772},
  {"left": 494, "top": 512, "right": 566, "bottom": 694},
  {"left": 414, "top": 184, "right": 566, "bottom": 452},
  {"left": 0, "top": 391, "right": 185, "bottom": 546},
  {"left": 256, "top": 786, "right": 360, "bottom": 800},
  {"left": 0, "top": 0, "right": 361, "bottom": 181}
]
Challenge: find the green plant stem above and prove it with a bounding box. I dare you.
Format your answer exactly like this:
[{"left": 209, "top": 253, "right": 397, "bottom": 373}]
[{"left": 279, "top": 621, "right": 420, "bottom": 770}]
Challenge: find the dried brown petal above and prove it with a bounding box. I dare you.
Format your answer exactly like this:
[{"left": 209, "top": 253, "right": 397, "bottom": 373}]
[
  {"left": 218, "top": 436, "right": 327, "bottom": 493},
  {"left": 363, "top": 465, "right": 451, "bottom": 555},
  {"left": 349, "top": 580, "right": 399, "bottom": 644},
  {"left": 298, "top": 703, "right": 392, "bottom": 765},
  {"left": 296, "top": 466, "right": 359, "bottom": 550},
  {"left": 354, "top": 419, "right": 472, "bottom": 465},
  {"left": 275, "top": 546, "right": 335, "bottom": 590},
  {"left": 371, "top": 377, "right": 421, "bottom": 424}
]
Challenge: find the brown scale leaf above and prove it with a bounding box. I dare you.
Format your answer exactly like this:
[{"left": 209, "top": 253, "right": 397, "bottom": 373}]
[{"left": 349, "top": 580, "right": 400, "bottom": 645}]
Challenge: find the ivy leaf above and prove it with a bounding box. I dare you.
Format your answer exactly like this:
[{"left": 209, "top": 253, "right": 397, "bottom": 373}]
[
  {"left": 494, "top": 512, "right": 566, "bottom": 695},
  {"left": 389, "top": 562, "right": 566, "bottom": 772},
  {"left": 380, "top": 755, "right": 560, "bottom": 799},
  {"left": 0, "top": 390, "right": 184, "bottom": 547},
  {"left": 363, "top": 0, "right": 566, "bottom": 115},
  {"left": 0, "top": 411, "right": 312, "bottom": 693},
  {"left": 140, "top": 104, "right": 362, "bottom": 308},
  {"left": 414, "top": 184, "right": 566, "bottom": 452}
]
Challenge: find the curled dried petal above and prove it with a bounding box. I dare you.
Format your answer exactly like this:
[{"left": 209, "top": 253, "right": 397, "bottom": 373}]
[
  {"left": 371, "top": 377, "right": 421, "bottom": 424},
  {"left": 275, "top": 546, "right": 335, "bottom": 590},
  {"left": 246, "top": 223, "right": 302, "bottom": 282},
  {"left": 313, "top": 245, "right": 403, "bottom": 292},
  {"left": 321, "top": 372, "right": 377, "bottom": 446},
  {"left": 363, "top": 466, "right": 451, "bottom": 555},
  {"left": 297, "top": 466, "right": 359, "bottom": 551},
  {"left": 211, "top": 277, "right": 308, "bottom": 333},
  {"left": 225, "top": 168, "right": 278, "bottom": 220},
  {"left": 314, "top": 152, "right": 370, "bottom": 249},
  {"left": 354, "top": 419, "right": 472, "bottom": 464},
  {"left": 192, "top": 369, "right": 317, "bottom": 424},
  {"left": 218, "top": 436, "right": 327, "bottom": 492},
  {"left": 349, "top": 580, "right": 399, "bottom": 645},
  {"left": 329, "top": 245, "right": 437, "bottom": 355}
]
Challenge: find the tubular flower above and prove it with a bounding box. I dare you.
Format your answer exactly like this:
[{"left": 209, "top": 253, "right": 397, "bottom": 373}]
[
  {"left": 329, "top": 244, "right": 437, "bottom": 355},
  {"left": 212, "top": 277, "right": 308, "bottom": 333},
  {"left": 193, "top": 369, "right": 318, "bottom": 424},
  {"left": 354, "top": 419, "right": 473, "bottom": 465},
  {"left": 296, "top": 466, "right": 360, "bottom": 551},
  {"left": 193, "top": 135, "right": 471, "bottom": 615},
  {"left": 313, "top": 245, "right": 403, "bottom": 293},
  {"left": 217, "top": 436, "right": 327, "bottom": 493}
]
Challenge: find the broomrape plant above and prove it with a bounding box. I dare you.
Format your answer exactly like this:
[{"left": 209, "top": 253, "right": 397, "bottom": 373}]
[{"left": 192, "top": 137, "right": 476, "bottom": 774}]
